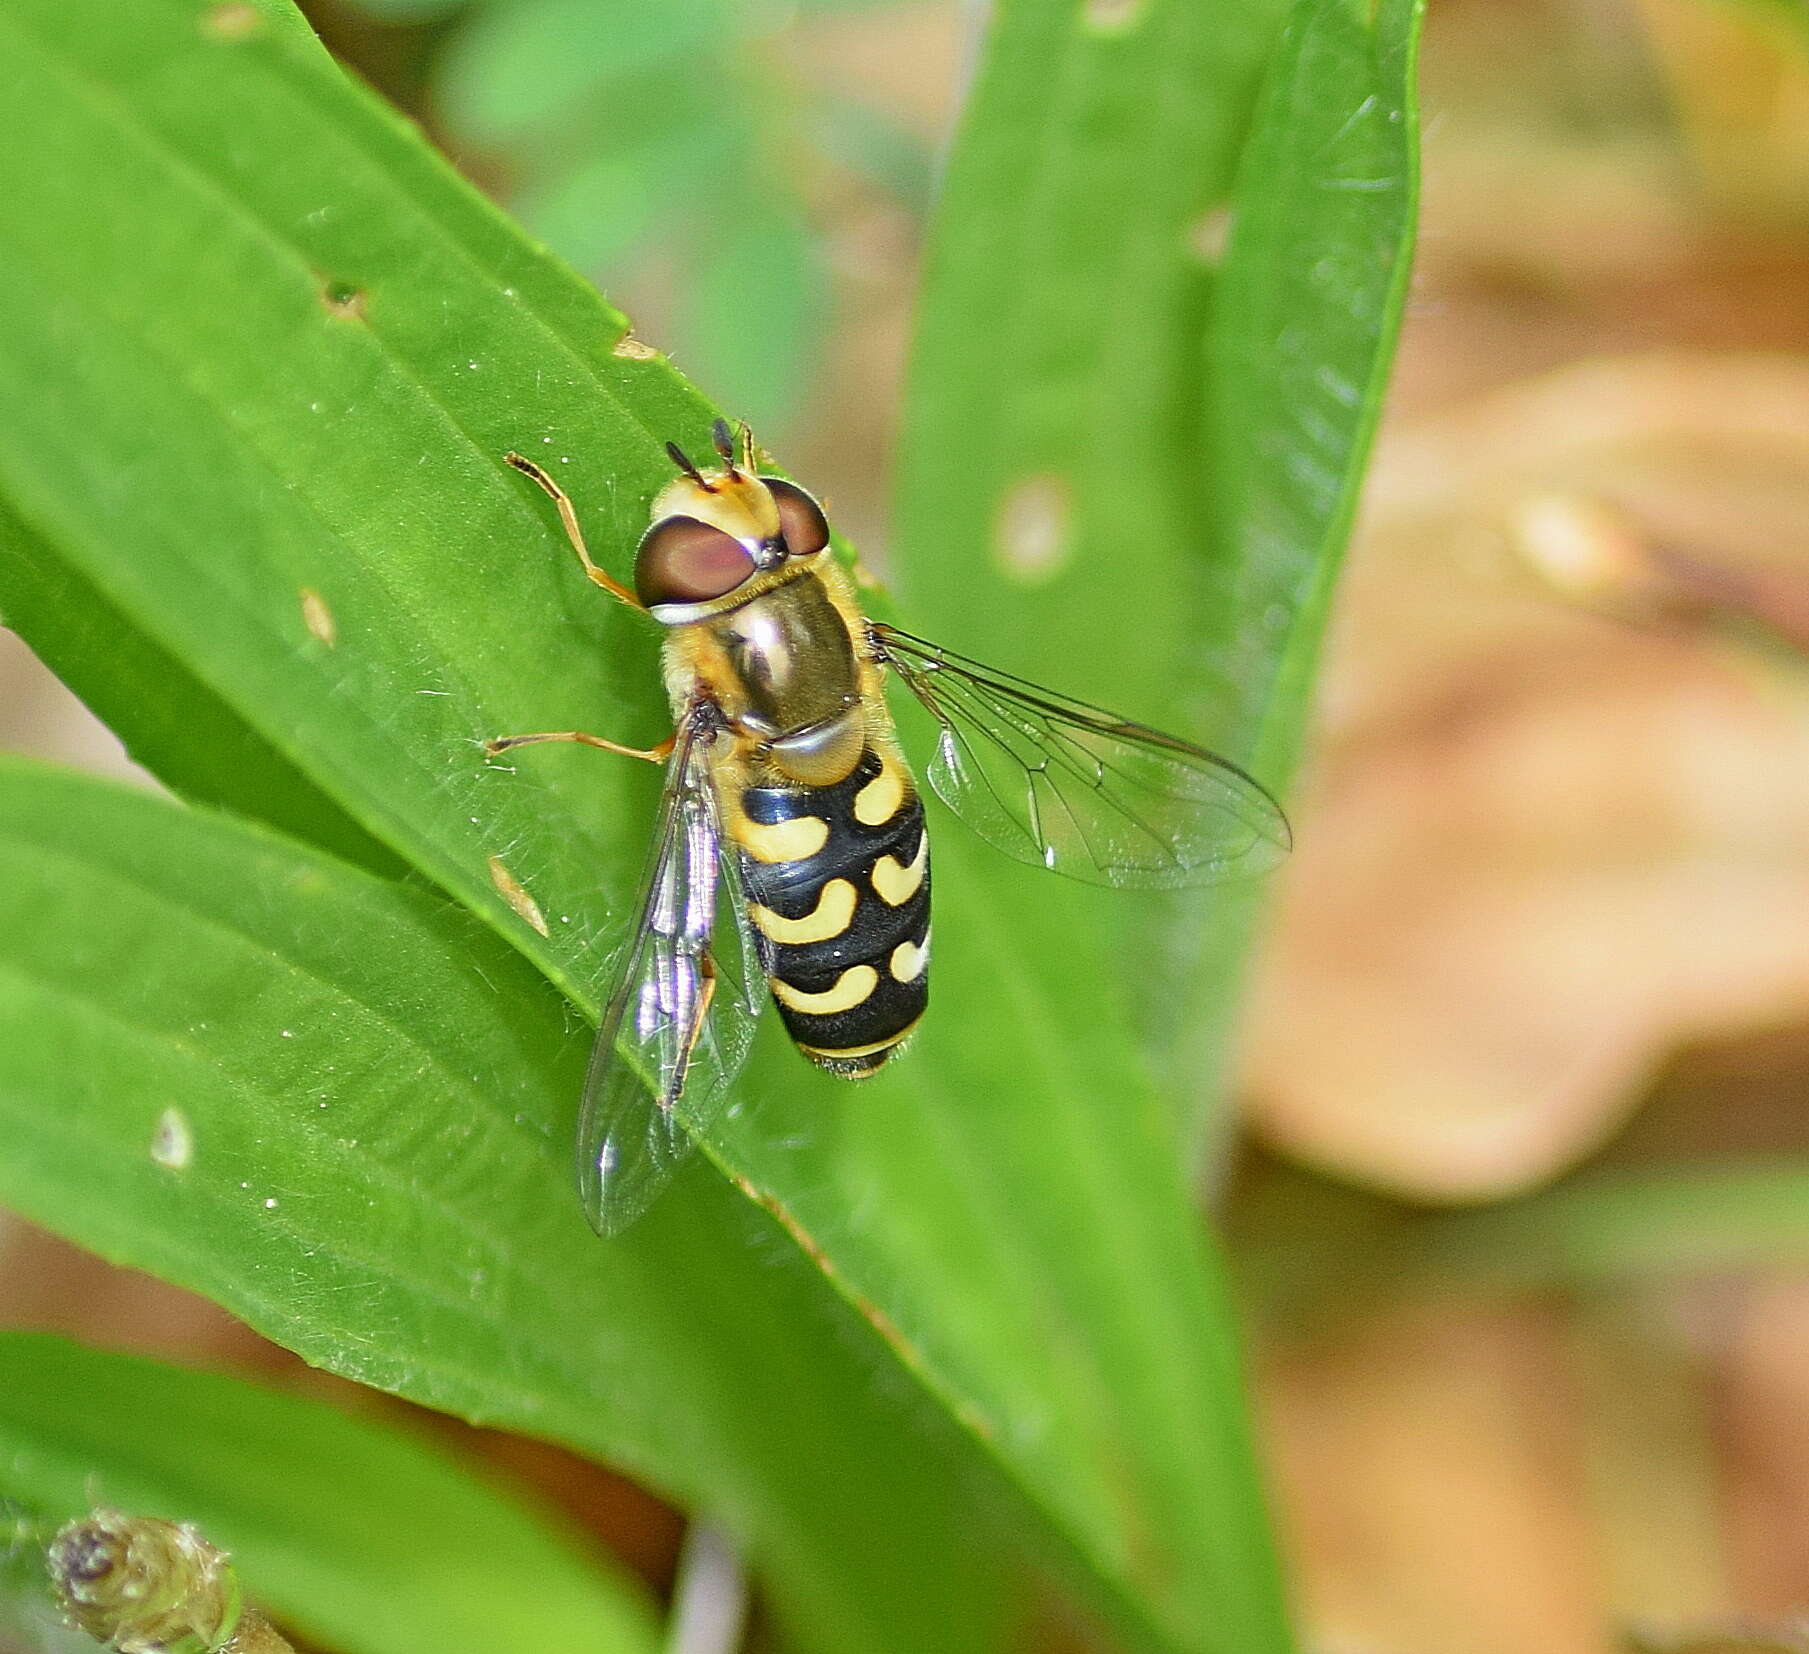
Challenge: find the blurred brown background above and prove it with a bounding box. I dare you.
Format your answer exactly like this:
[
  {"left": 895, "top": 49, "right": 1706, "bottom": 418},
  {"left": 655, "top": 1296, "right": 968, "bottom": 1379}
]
[{"left": 8, "top": 1, "right": 1809, "bottom": 1650}]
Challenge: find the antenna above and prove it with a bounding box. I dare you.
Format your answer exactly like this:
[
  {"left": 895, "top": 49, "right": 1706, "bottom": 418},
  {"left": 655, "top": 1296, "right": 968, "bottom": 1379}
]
[
  {"left": 665, "top": 441, "right": 713, "bottom": 491},
  {"left": 710, "top": 417, "right": 737, "bottom": 471}
]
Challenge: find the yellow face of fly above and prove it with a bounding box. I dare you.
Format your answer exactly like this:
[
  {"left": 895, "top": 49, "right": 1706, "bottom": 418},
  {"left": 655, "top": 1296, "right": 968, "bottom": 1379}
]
[{"left": 649, "top": 468, "right": 783, "bottom": 553}]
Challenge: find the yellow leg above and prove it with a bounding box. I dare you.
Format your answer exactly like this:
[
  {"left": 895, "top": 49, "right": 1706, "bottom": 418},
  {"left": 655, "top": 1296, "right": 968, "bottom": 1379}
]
[
  {"left": 485, "top": 729, "right": 676, "bottom": 762},
  {"left": 671, "top": 960, "right": 718, "bottom": 1104},
  {"left": 504, "top": 452, "right": 641, "bottom": 610}
]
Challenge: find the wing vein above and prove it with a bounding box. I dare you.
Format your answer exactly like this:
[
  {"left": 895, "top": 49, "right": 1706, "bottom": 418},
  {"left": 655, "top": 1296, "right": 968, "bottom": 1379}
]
[{"left": 874, "top": 624, "right": 1289, "bottom": 889}]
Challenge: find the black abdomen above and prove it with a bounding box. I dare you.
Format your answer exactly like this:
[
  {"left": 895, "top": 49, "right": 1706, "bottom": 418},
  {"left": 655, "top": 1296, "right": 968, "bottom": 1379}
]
[{"left": 735, "top": 747, "right": 929, "bottom": 1077}]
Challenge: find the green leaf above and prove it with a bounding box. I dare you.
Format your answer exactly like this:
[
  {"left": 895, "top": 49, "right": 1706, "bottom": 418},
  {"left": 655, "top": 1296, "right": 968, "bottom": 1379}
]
[
  {"left": 893, "top": 0, "right": 1291, "bottom": 726},
  {"left": 872, "top": 0, "right": 1423, "bottom": 1630},
  {"left": 439, "top": 0, "right": 726, "bottom": 145},
  {"left": 338, "top": 0, "right": 469, "bottom": 20},
  {"left": 1212, "top": 0, "right": 1427, "bottom": 782},
  {"left": 0, "top": 3, "right": 1421, "bottom": 1653},
  {"left": 0, "top": 497, "right": 404, "bottom": 879},
  {"left": 674, "top": 212, "right": 828, "bottom": 436},
  {"left": 513, "top": 140, "right": 682, "bottom": 280},
  {"left": 814, "top": 99, "right": 935, "bottom": 212},
  {"left": 0, "top": 758, "right": 1067, "bottom": 1654},
  {"left": 889, "top": 0, "right": 1424, "bottom": 1155},
  {"left": 1171, "top": 0, "right": 1425, "bottom": 1157},
  {"left": 0, "top": 1332, "right": 658, "bottom": 1654},
  {"left": 0, "top": 0, "right": 711, "bottom": 1019}
]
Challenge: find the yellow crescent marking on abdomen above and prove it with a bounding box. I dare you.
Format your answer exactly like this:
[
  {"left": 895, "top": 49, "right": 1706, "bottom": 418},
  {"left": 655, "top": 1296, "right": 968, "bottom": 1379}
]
[
  {"left": 870, "top": 832, "right": 928, "bottom": 906},
  {"left": 798, "top": 1017, "right": 923, "bottom": 1062},
  {"left": 772, "top": 965, "right": 879, "bottom": 1016},
  {"left": 889, "top": 932, "right": 930, "bottom": 983},
  {"left": 853, "top": 761, "right": 906, "bottom": 827},
  {"left": 738, "top": 813, "right": 829, "bottom": 863},
  {"left": 750, "top": 879, "right": 858, "bottom": 945}
]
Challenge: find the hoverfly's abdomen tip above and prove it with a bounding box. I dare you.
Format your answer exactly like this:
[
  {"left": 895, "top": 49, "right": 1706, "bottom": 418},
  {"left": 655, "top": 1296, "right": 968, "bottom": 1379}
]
[{"left": 807, "top": 1043, "right": 904, "bottom": 1080}]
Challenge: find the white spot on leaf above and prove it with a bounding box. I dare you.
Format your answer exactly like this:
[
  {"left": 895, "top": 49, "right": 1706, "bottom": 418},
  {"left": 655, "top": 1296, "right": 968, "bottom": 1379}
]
[
  {"left": 201, "top": 1, "right": 261, "bottom": 41},
  {"left": 1082, "top": 0, "right": 1145, "bottom": 32},
  {"left": 994, "top": 474, "right": 1074, "bottom": 585},
  {"left": 150, "top": 1109, "right": 193, "bottom": 1171},
  {"left": 1186, "top": 205, "right": 1233, "bottom": 266}
]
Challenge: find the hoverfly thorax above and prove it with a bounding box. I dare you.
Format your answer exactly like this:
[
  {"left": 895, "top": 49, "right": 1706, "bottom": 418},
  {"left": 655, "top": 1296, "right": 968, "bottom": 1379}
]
[{"left": 635, "top": 421, "right": 831, "bottom": 625}]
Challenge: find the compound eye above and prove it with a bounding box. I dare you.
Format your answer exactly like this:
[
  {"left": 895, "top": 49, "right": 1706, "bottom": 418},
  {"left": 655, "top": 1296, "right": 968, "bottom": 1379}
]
[
  {"left": 635, "top": 516, "right": 756, "bottom": 607},
  {"left": 764, "top": 478, "right": 830, "bottom": 556}
]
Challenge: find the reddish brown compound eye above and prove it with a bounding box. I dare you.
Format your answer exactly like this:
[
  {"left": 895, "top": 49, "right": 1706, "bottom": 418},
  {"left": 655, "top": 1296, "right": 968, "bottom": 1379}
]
[
  {"left": 635, "top": 516, "right": 756, "bottom": 606},
  {"left": 763, "top": 477, "right": 830, "bottom": 556}
]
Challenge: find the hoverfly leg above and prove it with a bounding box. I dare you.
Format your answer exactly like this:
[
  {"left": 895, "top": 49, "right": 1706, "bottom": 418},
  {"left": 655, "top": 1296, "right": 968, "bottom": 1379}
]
[
  {"left": 485, "top": 729, "right": 678, "bottom": 763},
  {"left": 504, "top": 451, "right": 642, "bottom": 610},
  {"left": 671, "top": 958, "right": 718, "bottom": 1105}
]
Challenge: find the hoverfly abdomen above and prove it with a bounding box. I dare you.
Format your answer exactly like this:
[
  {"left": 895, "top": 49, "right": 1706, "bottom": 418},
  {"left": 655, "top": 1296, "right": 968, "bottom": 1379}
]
[{"left": 735, "top": 745, "right": 929, "bottom": 1078}]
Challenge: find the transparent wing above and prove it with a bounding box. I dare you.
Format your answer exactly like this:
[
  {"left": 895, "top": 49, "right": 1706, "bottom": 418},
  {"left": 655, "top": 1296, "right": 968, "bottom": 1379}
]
[
  {"left": 575, "top": 706, "right": 765, "bottom": 1238},
  {"left": 872, "top": 623, "right": 1292, "bottom": 889}
]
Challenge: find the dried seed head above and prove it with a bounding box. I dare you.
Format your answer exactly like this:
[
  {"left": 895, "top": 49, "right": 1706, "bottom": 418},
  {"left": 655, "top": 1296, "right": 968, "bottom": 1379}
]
[{"left": 49, "top": 1513, "right": 240, "bottom": 1652}]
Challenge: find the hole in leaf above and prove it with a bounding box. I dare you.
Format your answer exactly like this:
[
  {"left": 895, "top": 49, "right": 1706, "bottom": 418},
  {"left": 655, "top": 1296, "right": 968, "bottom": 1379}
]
[{"left": 320, "top": 279, "right": 367, "bottom": 320}]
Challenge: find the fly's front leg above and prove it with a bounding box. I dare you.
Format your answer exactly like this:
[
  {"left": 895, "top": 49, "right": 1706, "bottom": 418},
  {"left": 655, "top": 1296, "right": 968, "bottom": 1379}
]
[
  {"left": 504, "top": 452, "right": 642, "bottom": 610},
  {"left": 485, "top": 729, "right": 677, "bottom": 762}
]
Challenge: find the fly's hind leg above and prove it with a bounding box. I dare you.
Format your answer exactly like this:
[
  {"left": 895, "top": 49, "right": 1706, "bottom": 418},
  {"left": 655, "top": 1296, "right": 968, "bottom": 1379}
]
[
  {"left": 485, "top": 729, "right": 677, "bottom": 762},
  {"left": 504, "top": 451, "right": 641, "bottom": 610},
  {"left": 669, "top": 956, "right": 718, "bottom": 1106}
]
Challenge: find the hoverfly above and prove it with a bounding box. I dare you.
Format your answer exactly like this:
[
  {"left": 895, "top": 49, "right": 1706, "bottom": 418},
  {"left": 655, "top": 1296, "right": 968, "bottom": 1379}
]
[{"left": 489, "top": 421, "right": 1289, "bottom": 1236}]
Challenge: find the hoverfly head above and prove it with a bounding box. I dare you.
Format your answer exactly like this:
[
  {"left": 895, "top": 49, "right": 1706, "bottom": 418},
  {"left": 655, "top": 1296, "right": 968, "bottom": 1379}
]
[{"left": 637, "top": 423, "right": 832, "bottom": 614}]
